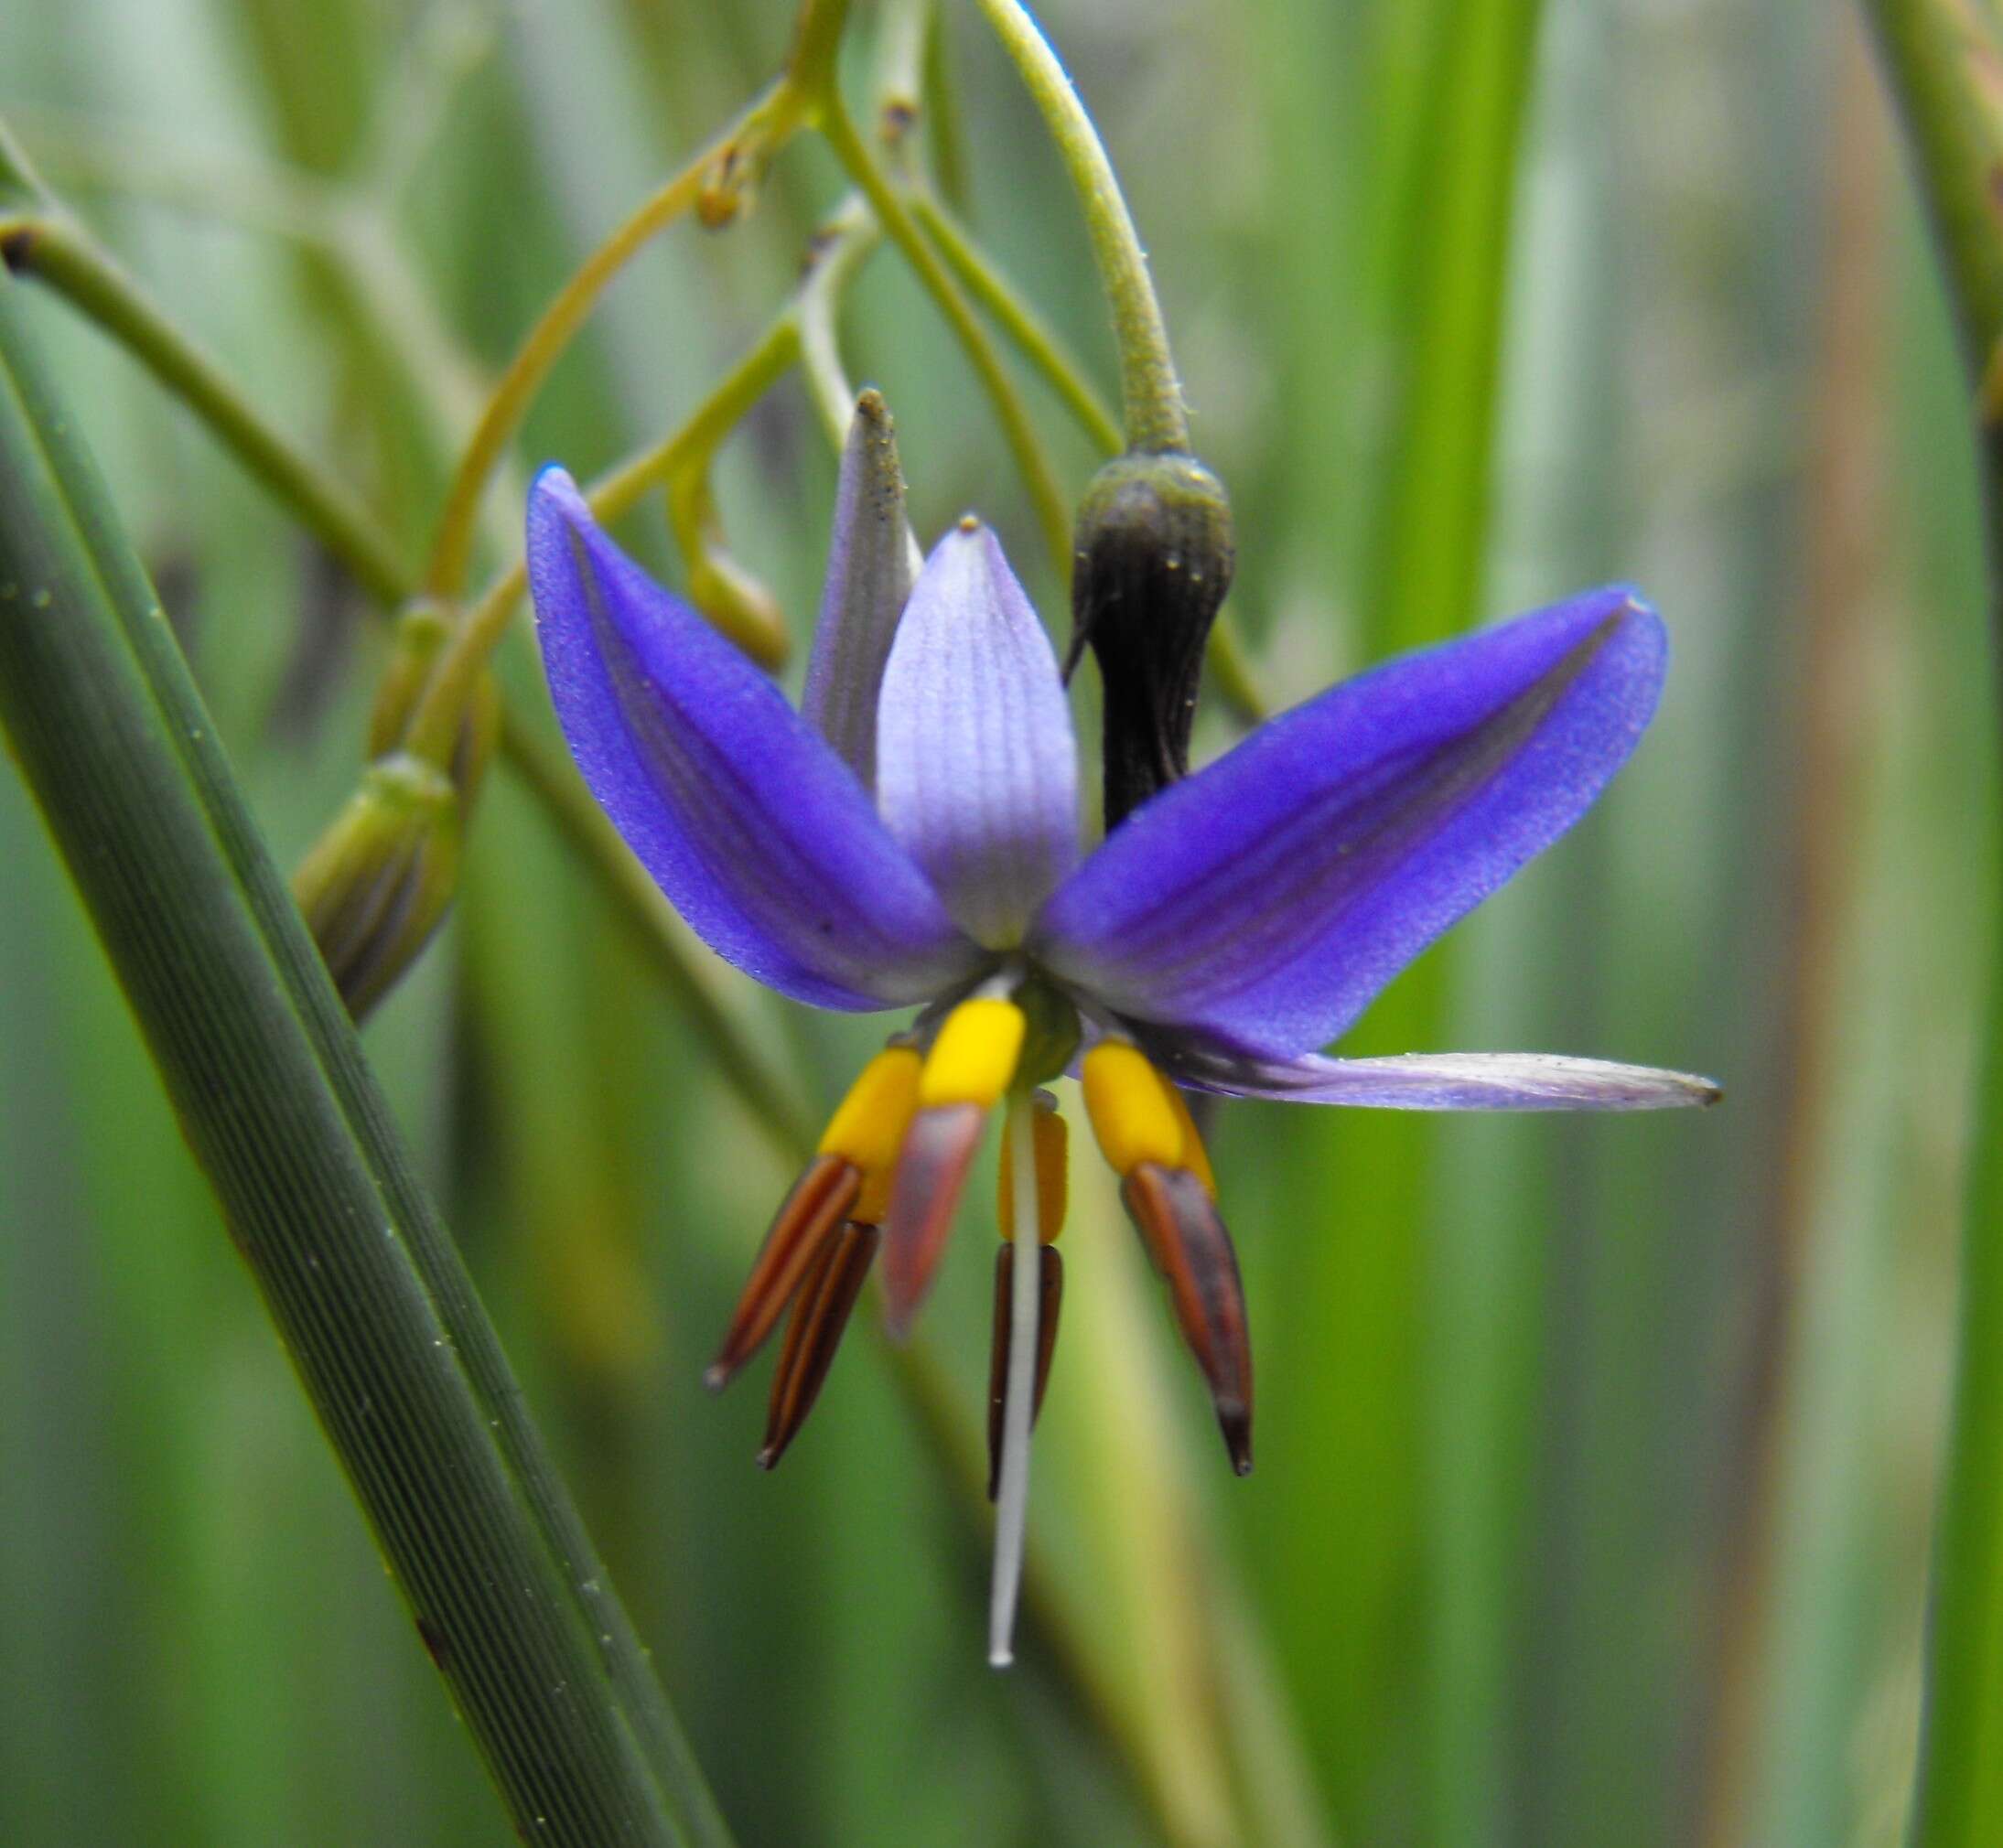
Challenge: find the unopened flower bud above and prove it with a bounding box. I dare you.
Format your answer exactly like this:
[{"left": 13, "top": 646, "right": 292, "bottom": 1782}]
[
  {"left": 293, "top": 752, "right": 463, "bottom": 1021},
  {"left": 1066, "top": 449, "right": 1235, "bottom": 827}
]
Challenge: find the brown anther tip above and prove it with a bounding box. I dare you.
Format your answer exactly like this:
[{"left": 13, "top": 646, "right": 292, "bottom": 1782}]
[
  {"left": 1219, "top": 1406, "right": 1254, "bottom": 1477},
  {"left": 1121, "top": 1165, "right": 1255, "bottom": 1469},
  {"left": 956, "top": 513, "right": 981, "bottom": 533},
  {"left": 1, "top": 225, "right": 37, "bottom": 271},
  {"left": 710, "top": 1155, "right": 860, "bottom": 1381},
  {"left": 759, "top": 1222, "right": 878, "bottom": 1469}
]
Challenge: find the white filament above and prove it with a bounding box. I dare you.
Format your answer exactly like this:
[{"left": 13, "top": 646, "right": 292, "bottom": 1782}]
[{"left": 988, "top": 1087, "right": 1042, "bottom": 1667}]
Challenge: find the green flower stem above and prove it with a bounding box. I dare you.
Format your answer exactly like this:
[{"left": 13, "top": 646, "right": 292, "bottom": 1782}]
[
  {"left": 0, "top": 272, "right": 730, "bottom": 1848},
  {"left": 900, "top": 186, "right": 1267, "bottom": 719},
  {"left": 405, "top": 188, "right": 888, "bottom": 764},
  {"left": 0, "top": 115, "right": 42, "bottom": 206},
  {"left": 874, "top": 0, "right": 933, "bottom": 143},
  {"left": 402, "top": 300, "right": 808, "bottom": 768},
  {"left": 0, "top": 210, "right": 413, "bottom": 605},
  {"left": 908, "top": 187, "right": 1122, "bottom": 454},
  {"left": 419, "top": 0, "right": 856, "bottom": 602},
  {"left": 967, "top": 0, "right": 1189, "bottom": 454},
  {"left": 1200, "top": 618, "right": 1266, "bottom": 725},
  {"left": 795, "top": 197, "right": 886, "bottom": 444},
  {"left": 785, "top": 0, "right": 856, "bottom": 102},
  {"left": 1861, "top": 5, "right": 2003, "bottom": 1845},
  {"left": 818, "top": 94, "right": 1074, "bottom": 577},
  {"left": 921, "top": 2, "right": 973, "bottom": 213},
  {"left": 353, "top": 3, "right": 493, "bottom": 205},
  {"left": 891, "top": 27, "right": 1265, "bottom": 719},
  {"left": 4, "top": 102, "right": 340, "bottom": 244},
  {"left": 419, "top": 81, "right": 787, "bottom": 599}
]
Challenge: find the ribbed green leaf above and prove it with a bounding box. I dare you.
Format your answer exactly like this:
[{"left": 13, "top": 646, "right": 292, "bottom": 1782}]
[{"left": 0, "top": 268, "right": 728, "bottom": 1848}]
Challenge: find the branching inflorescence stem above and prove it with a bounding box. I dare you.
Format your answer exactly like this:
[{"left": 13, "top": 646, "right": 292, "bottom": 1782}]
[
  {"left": 969, "top": 0, "right": 1190, "bottom": 455},
  {"left": 418, "top": 81, "right": 788, "bottom": 602}
]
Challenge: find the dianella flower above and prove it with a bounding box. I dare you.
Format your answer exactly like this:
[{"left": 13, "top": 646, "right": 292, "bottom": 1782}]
[{"left": 525, "top": 392, "right": 1718, "bottom": 1664}]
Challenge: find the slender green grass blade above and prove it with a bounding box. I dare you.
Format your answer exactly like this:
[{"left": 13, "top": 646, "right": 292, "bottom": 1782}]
[
  {"left": 0, "top": 269, "right": 727, "bottom": 1847},
  {"left": 1858, "top": 4, "right": 2003, "bottom": 1842},
  {"left": 1239, "top": 3, "right": 1548, "bottom": 1837}
]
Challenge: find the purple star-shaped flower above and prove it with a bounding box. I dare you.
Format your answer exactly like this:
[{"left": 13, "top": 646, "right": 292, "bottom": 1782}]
[{"left": 526, "top": 393, "right": 1717, "bottom": 1663}]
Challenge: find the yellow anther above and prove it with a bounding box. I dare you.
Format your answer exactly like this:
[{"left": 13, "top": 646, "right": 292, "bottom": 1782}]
[
  {"left": 819, "top": 1046, "right": 922, "bottom": 1222},
  {"left": 1081, "top": 1040, "right": 1186, "bottom": 1177},
  {"left": 1160, "top": 1078, "right": 1217, "bottom": 1198},
  {"left": 854, "top": 1169, "right": 896, "bottom": 1227},
  {"left": 918, "top": 998, "right": 1027, "bottom": 1109},
  {"left": 999, "top": 1095, "right": 1070, "bottom": 1243}
]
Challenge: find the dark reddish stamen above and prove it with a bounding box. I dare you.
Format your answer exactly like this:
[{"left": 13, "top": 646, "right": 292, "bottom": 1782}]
[
  {"left": 759, "top": 1222, "right": 880, "bottom": 1468},
  {"left": 881, "top": 1103, "right": 986, "bottom": 1335},
  {"left": 1122, "top": 1164, "right": 1254, "bottom": 1475},
  {"left": 985, "top": 1245, "right": 1064, "bottom": 1500},
  {"left": 705, "top": 1153, "right": 860, "bottom": 1391}
]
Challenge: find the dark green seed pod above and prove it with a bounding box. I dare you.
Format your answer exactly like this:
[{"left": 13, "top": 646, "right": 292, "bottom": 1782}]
[{"left": 1067, "top": 449, "right": 1235, "bottom": 826}]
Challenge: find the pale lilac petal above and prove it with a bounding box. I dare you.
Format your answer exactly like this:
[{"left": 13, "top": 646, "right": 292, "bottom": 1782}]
[
  {"left": 528, "top": 468, "right": 979, "bottom": 1010},
  {"left": 1035, "top": 588, "right": 1664, "bottom": 1056},
  {"left": 1155, "top": 1042, "right": 1721, "bottom": 1112},
  {"left": 876, "top": 521, "right": 1079, "bottom": 947},
  {"left": 800, "top": 391, "right": 918, "bottom": 790}
]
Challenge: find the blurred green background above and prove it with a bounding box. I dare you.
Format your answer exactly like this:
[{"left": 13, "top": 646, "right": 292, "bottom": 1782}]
[{"left": 0, "top": 1, "right": 1987, "bottom": 1844}]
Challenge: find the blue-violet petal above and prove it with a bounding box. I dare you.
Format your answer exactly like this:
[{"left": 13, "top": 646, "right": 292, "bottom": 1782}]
[
  {"left": 800, "top": 391, "right": 918, "bottom": 790},
  {"left": 1156, "top": 1043, "right": 1721, "bottom": 1111},
  {"left": 876, "top": 521, "right": 1079, "bottom": 947},
  {"left": 1034, "top": 588, "right": 1666, "bottom": 1056},
  {"left": 528, "top": 469, "right": 978, "bottom": 1010}
]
